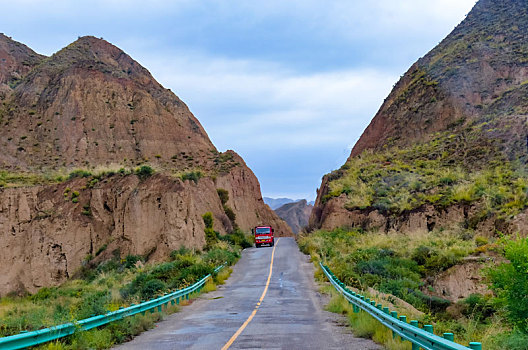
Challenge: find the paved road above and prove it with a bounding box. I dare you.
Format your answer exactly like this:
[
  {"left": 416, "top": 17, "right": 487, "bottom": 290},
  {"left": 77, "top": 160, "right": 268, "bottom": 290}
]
[{"left": 115, "top": 237, "right": 382, "bottom": 350}]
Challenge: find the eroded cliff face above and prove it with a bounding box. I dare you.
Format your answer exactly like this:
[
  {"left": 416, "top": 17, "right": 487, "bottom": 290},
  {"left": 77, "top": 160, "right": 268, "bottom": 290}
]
[
  {"left": 0, "top": 166, "right": 291, "bottom": 296},
  {"left": 0, "top": 35, "right": 291, "bottom": 296},
  {"left": 310, "top": 177, "right": 528, "bottom": 237},
  {"left": 215, "top": 153, "right": 292, "bottom": 237}
]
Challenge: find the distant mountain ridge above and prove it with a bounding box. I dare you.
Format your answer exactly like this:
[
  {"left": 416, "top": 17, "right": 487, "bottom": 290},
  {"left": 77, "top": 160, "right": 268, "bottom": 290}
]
[
  {"left": 264, "top": 197, "right": 314, "bottom": 210},
  {"left": 274, "top": 200, "right": 313, "bottom": 234}
]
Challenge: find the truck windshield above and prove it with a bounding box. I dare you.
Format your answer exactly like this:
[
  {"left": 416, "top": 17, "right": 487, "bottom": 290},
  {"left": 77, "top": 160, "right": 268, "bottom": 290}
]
[{"left": 255, "top": 227, "right": 271, "bottom": 234}]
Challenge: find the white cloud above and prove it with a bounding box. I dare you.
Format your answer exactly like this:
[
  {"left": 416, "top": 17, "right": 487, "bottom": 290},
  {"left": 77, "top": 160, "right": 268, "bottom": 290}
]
[{"left": 142, "top": 53, "right": 397, "bottom": 151}]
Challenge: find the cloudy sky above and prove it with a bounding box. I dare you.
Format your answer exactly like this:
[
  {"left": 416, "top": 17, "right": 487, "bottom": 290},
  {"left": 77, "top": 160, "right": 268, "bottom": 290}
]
[{"left": 1, "top": 0, "right": 477, "bottom": 200}]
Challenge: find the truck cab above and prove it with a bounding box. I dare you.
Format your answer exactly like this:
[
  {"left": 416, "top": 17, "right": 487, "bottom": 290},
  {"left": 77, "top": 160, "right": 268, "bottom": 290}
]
[{"left": 252, "top": 226, "right": 274, "bottom": 248}]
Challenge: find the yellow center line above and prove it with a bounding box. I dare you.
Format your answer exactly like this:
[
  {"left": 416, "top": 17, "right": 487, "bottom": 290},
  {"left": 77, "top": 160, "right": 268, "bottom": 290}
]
[{"left": 221, "top": 238, "right": 280, "bottom": 350}]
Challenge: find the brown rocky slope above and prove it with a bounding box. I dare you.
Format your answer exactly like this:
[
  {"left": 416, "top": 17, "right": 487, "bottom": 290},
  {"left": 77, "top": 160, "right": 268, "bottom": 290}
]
[
  {"left": 310, "top": 0, "right": 528, "bottom": 234},
  {"left": 0, "top": 35, "right": 291, "bottom": 296},
  {"left": 274, "top": 199, "right": 313, "bottom": 234}
]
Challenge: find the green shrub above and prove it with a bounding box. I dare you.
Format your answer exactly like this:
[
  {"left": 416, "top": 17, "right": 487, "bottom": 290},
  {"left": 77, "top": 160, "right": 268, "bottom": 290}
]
[
  {"left": 95, "top": 244, "right": 108, "bottom": 256},
  {"left": 135, "top": 165, "right": 154, "bottom": 179},
  {"left": 140, "top": 279, "right": 166, "bottom": 299},
  {"left": 203, "top": 248, "right": 239, "bottom": 266},
  {"left": 217, "top": 188, "right": 229, "bottom": 205},
  {"left": 30, "top": 287, "right": 59, "bottom": 301},
  {"left": 180, "top": 171, "right": 202, "bottom": 183},
  {"left": 170, "top": 246, "right": 193, "bottom": 260},
  {"left": 490, "top": 330, "right": 528, "bottom": 350},
  {"left": 461, "top": 293, "right": 496, "bottom": 321},
  {"left": 488, "top": 237, "right": 528, "bottom": 331},
  {"left": 124, "top": 255, "right": 142, "bottom": 269},
  {"left": 75, "top": 291, "right": 111, "bottom": 319},
  {"left": 223, "top": 205, "right": 236, "bottom": 224},
  {"left": 81, "top": 204, "right": 92, "bottom": 216},
  {"left": 219, "top": 229, "right": 253, "bottom": 249},
  {"left": 68, "top": 170, "right": 92, "bottom": 179},
  {"left": 202, "top": 212, "right": 213, "bottom": 229}
]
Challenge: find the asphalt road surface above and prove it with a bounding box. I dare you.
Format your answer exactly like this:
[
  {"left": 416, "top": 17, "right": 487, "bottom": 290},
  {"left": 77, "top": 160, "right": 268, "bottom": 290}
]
[{"left": 115, "top": 237, "right": 382, "bottom": 350}]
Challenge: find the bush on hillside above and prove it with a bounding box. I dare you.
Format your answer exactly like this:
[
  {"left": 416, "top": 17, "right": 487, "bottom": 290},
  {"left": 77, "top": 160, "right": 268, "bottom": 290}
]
[{"left": 488, "top": 237, "right": 528, "bottom": 331}]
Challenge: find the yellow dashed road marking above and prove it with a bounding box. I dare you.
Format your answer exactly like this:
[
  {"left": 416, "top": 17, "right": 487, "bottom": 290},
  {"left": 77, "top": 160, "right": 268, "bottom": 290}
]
[{"left": 221, "top": 238, "right": 280, "bottom": 350}]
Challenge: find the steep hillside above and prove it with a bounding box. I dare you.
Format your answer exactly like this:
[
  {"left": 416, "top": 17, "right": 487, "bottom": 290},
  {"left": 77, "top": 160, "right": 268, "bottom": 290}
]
[
  {"left": 275, "top": 200, "right": 313, "bottom": 234},
  {"left": 0, "top": 35, "right": 291, "bottom": 296},
  {"left": 0, "top": 36, "right": 215, "bottom": 172},
  {"left": 350, "top": 0, "right": 528, "bottom": 158},
  {"left": 311, "top": 0, "right": 528, "bottom": 235}
]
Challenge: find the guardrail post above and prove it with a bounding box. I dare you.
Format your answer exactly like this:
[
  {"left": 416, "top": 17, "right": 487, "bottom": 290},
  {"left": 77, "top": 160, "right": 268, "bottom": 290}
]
[
  {"left": 424, "top": 325, "right": 433, "bottom": 334},
  {"left": 176, "top": 297, "right": 180, "bottom": 304},
  {"left": 370, "top": 301, "right": 376, "bottom": 307},
  {"left": 398, "top": 316, "right": 407, "bottom": 341},
  {"left": 376, "top": 303, "right": 382, "bottom": 310},
  {"left": 410, "top": 320, "right": 419, "bottom": 350},
  {"left": 469, "top": 342, "right": 482, "bottom": 350},
  {"left": 186, "top": 293, "right": 189, "bottom": 300},
  {"left": 353, "top": 305, "right": 359, "bottom": 313},
  {"left": 443, "top": 333, "right": 454, "bottom": 341},
  {"left": 390, "top": 311, "right": 398, "bottom": 339},
  {"left": 171, "top": 299, "right": 175, "bottom": 306},
  {"left": 383, "top": 307, "right": 390, "bottom": 314}
]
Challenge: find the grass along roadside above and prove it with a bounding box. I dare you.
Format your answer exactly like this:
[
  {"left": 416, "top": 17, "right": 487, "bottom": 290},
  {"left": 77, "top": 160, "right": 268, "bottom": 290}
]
[
  {"left": 0, "top": 239, "right": 241, "bottom": 349},
  {"left": 33, "top": 267, "right": 234, "bottom": 350},
  {"left": 300, "top": 228, "right": 528, "bottom": 349},
  {"left": 321, "top": 285, "right": 409, "bottom": 350}
]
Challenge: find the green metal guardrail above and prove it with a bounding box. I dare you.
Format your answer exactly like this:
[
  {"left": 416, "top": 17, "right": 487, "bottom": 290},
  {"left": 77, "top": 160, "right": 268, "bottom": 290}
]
[
  {"left": 320, "top": 263, "right": 483, "bottom": 350},
  {"left": 0, "top": 264, "right": 225, "bottom": 350}
]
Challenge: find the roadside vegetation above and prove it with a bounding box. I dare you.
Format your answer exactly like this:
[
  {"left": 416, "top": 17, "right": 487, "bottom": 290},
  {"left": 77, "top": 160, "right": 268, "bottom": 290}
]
[
  {"left": 0, "top": 165, "right": 157, "bottom": 188},
  {"left": 299, "top": 228, "right": 528, "bottom": 350},
  {"left": 0, "top": 227, "right": 251, "bottom": 349}
]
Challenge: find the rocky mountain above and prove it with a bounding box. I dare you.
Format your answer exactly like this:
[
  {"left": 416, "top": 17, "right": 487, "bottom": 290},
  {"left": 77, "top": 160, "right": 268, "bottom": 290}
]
[
  {"left": 274, "top": 199, "right": 313, "bottom": 234},
  {"left": 0, "top": 35, "right": 291, "bottom": 296},
  {"left": 310, "top": 0, "right": 528, "bottom": 235}
]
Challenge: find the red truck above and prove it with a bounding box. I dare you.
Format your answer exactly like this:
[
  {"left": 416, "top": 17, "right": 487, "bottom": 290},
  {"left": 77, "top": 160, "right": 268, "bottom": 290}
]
[{"left": 252, "top": 226, "right": 275, "bottom": 248}]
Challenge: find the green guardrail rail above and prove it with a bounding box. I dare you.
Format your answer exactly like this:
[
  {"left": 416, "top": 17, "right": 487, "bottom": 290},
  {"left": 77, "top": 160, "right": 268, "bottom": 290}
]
[
  {"left": 320, "top": 262, "right": 483, "bottom": 350},
  {"left": 0, "top": 264, "right": 225, "bottom": 350}
]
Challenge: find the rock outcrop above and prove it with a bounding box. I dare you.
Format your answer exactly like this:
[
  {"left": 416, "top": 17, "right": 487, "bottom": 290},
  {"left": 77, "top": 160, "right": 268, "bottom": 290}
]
[
  {"left": 274, "top": 200, "right": 313, "bottom": 234},
  {"left": 0, "top": 35, "right": 291, "bottom": 296}
]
